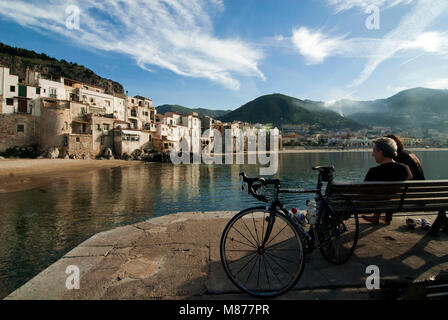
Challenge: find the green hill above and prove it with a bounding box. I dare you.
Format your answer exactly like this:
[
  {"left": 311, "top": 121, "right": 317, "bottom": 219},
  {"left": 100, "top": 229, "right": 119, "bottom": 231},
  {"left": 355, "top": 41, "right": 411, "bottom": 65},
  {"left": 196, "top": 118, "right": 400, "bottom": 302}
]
[
  {"left": 156, "top": 104, "right": 231, "bottom": 118},
  {"left": 338, "top": 88, "right": 448, "bottom": 130},
  {"left": 0, "top": 42, "right": 123, "bottom": 94},
  {"left": 218, "top": 94, "right": 365, "bottom": 130}
]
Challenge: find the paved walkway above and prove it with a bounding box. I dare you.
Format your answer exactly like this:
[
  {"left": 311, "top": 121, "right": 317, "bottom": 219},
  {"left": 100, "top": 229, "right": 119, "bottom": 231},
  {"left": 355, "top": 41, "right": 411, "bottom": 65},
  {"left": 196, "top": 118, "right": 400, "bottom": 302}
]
[{"left": 5, "top": 211, "right": 448, "bottom": 300}]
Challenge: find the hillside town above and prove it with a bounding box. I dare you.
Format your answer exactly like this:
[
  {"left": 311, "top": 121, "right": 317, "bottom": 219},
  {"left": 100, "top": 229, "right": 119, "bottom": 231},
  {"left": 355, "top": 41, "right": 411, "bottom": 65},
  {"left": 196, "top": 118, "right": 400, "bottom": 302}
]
[
  {"left": 280, "top": 121, "right": 448, "bottom": 149},
  {"left": 1, "top": 65, "right": 447, "bottom": 160},
  {"left": 0, "top": 66, "right": 281, "bottom": 160}
]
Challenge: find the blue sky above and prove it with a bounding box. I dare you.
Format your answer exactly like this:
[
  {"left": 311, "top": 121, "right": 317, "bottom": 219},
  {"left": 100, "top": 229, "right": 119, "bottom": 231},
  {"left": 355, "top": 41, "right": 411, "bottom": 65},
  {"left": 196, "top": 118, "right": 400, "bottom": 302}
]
[{"left": 0, "top": 0, "right": 447, "bottom": 110}]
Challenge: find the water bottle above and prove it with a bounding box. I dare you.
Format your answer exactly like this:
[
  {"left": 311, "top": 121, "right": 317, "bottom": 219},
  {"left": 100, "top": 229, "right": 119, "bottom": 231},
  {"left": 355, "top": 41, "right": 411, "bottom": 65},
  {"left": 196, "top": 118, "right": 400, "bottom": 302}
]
[
  {"left": 290, "top": 207, "right": 307, "bottom": 226},
  {"left": 421, "top": 218, "right": 432, "bottom": 231},
  {"left": 306, "top": 200, "right": 317, "bottom": 226}
]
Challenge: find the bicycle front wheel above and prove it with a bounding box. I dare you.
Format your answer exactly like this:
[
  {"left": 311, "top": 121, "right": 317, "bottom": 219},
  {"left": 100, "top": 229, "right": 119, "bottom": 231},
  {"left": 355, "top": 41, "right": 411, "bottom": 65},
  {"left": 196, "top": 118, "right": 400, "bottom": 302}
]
[{"left": 220, "top": 207, "right": 305, "bottom": 297}]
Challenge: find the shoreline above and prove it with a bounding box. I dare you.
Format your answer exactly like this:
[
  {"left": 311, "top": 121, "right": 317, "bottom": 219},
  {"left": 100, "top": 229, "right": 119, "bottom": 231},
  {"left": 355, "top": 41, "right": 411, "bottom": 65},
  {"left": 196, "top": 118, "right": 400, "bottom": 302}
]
[
  {"left": 0, "top": 159, "right": 145, "bottom": 193},
  {"left": 1, "top": 148, "right": 446, "bottom": 192}
]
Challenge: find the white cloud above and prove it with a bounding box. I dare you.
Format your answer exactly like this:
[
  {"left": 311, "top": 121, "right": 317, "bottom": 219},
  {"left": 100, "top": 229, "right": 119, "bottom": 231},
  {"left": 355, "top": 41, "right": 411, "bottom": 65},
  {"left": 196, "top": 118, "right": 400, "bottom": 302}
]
[
  {"left": 0, "top": 0, "right": 264, "bottom": 90},
  {"left": 425, "top": 78, "right": 448, "bottom": 89},
  {"left": 327, "top": 0, "right": 416, "bottom": 12},
  {"left": 349, "top": 0, "right": 448, "bottom": 87},
  {"left": 291, "top": 27, "right": 347, "bottom": 64},
  {"left": 290, "top": 0, "right": 448, "bottom": 87}
]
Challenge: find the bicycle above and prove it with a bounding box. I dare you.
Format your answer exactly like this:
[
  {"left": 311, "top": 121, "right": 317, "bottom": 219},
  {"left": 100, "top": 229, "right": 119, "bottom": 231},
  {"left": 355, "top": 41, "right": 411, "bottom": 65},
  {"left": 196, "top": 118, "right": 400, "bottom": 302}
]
[{"left": 220, "top": 166, "right": 359, "bottom": 298}]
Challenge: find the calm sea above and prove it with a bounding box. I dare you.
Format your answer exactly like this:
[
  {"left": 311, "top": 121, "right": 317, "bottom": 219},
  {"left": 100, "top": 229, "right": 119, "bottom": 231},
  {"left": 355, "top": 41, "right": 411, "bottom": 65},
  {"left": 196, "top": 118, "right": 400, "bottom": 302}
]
[{"left": 0, "top": 150, "right": 447, "bottom": 298}]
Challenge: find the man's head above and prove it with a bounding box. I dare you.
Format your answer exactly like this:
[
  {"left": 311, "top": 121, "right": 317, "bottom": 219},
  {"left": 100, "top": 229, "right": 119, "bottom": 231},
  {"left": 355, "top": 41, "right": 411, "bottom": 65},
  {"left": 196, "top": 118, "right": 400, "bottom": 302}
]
[
  {"left": 385, "top": 134, "right": 404, "bottom": 152},
  {"left": 372, "top": 137, "right": 398, "bottom": 164}
]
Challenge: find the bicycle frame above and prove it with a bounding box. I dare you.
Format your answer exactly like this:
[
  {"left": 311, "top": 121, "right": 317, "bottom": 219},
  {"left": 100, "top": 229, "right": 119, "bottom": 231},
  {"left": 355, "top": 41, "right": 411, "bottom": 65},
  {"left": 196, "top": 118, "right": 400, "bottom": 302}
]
[{"left": 254, "top": 170, "right": 332, "bottom": 253}]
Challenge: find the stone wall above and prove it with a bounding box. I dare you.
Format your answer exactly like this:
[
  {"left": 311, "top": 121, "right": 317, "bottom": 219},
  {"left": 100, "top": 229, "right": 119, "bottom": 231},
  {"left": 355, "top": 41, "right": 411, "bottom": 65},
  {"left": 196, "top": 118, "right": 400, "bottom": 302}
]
[
  {"left": 63, "top": 134, "right": 92, "bottom": 159},
  {"left": 40, "top": 106, "right": 72, "bottom": 149},
  {"left": 0, "top": 114, "right": 40, "bottom": 152}
]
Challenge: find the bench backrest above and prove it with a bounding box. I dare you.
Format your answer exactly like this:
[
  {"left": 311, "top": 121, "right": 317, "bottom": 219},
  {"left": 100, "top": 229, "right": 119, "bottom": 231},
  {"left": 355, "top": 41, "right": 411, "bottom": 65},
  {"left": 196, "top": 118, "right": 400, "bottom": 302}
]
[{"left": 327, "top": 180, "right": 448, "bottom": 214}]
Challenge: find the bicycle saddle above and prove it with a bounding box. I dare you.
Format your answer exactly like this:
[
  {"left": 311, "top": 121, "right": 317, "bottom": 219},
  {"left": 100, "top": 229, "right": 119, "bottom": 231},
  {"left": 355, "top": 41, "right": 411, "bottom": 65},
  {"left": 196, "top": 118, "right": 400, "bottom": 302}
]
[{"left": 312, "top": 166, "right": 335, "bottom": 172}]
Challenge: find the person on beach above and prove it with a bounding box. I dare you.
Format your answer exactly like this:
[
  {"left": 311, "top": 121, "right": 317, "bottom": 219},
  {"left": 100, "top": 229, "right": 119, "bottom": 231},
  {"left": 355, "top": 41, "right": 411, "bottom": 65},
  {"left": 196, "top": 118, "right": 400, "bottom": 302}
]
[{"left": 362, "top": 137, "right": 413, "bottom": 225}]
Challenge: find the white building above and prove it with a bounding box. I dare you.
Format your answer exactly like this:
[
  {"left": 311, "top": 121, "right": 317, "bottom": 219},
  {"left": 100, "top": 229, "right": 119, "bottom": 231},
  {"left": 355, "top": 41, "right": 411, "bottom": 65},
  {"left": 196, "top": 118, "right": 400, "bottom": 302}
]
[{"left": 0, "top": 66, "right": 41, "bottom": 115}]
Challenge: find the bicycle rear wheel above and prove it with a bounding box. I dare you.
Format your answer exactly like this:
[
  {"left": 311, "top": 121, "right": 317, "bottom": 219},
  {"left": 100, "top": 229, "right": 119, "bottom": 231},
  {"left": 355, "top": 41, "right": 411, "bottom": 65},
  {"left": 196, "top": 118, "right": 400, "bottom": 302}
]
[
  {"left": 220, "top": 207, "right": 305, "bottom": 297},
  {"left": 318, "top": 207, "right": 359, "bottom": 265}
]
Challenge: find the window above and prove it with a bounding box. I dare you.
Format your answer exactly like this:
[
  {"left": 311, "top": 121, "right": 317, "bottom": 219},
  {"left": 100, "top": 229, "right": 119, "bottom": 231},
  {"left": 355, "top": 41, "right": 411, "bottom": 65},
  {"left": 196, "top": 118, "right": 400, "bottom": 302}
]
[
  {"left": 103, "top": 124, "right": 110, "bottom": 131},
  {"left": 49, "top": 87, "right": 57, "bottom": 98},
  {"left": 17, "top": 124, "right": 24, "bottom": 133},
  {"left": 6, "top": 98, "right": 13, "bottom": 106},
  {"left": 97, "top": 124, "right": 101, "bottom": 130},
  {"left": 10, "top": 85, "right": 15, "bottom": 92},
  {"left": 36, "top": 87, "right": 41, "bottom": 94},
  {"left": 76, "top": 137, "right": 80, "bottom": 142}
]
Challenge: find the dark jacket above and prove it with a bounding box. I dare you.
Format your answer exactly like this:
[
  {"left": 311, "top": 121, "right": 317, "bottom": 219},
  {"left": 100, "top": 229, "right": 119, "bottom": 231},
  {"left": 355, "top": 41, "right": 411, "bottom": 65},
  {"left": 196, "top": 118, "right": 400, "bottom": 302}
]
[
  {"left": 395, "top": 150, "right": 425, "bottom": 180},
  {"left": 364, "top": 162, "right": 413, "bottom": 182}
]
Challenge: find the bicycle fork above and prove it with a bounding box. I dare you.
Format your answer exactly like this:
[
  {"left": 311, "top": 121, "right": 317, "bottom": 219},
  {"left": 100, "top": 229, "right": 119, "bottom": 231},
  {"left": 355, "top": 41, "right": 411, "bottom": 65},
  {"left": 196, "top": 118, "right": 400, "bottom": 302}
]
[{"left": 259, "top": 210, "right": 276, "bottom": 254}]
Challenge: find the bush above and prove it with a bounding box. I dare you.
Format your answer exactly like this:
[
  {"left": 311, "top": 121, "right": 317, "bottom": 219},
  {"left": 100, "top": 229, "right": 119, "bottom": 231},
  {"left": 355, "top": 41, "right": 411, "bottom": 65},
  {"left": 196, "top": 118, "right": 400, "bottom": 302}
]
[{"left": 0, "top": 144, "right": 40, "bottom": 158}]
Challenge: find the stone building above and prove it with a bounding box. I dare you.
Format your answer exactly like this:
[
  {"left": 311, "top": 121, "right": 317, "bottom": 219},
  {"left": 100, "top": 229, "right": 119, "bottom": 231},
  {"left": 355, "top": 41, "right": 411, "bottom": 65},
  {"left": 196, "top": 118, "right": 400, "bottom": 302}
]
[{"left": 0, "top": 66, "right": 158, "bottom": 158}]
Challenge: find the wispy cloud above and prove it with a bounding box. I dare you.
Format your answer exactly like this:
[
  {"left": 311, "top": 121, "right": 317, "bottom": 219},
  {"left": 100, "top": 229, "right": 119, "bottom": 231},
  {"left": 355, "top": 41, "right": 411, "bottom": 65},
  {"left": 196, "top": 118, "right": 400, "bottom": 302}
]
[
  {"left": 290, "top": 0, "right": 448, "bottom": 87},
  {"left": 350, "top": 0, "right": 448, "bottom": 87},
  {"left": 327, "top": 0, "right": 416, "bottom": 12},
  {"left": 0, "top": 0, "right": 265, "bottom": 90}
]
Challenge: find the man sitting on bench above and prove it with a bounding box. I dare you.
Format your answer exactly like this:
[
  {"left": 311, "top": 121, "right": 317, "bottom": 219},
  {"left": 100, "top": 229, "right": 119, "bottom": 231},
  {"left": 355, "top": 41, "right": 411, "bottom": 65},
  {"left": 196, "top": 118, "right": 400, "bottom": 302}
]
[{"left": 362, "top": 137, "right": 413, "bottom": 225}]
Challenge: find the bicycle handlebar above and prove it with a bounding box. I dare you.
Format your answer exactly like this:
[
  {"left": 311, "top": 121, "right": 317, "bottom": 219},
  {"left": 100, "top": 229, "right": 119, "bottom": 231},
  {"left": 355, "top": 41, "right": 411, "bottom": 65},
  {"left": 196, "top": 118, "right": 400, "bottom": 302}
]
[
  {"left": 240, "top": 172, "right": 322, "bottom": 203},
  {"left": 239, "top": 172, "right": 280, "bottom": 203},
  {"left": 239, "top": 172, "right": 280, "bottom": 185}
]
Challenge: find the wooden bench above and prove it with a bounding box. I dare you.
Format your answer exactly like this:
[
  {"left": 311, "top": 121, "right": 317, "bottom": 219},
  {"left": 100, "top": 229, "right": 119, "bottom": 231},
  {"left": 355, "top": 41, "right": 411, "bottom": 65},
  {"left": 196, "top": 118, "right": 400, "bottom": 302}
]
[{"left": 326, "top": 180, "right": 448, "bottom": 216}]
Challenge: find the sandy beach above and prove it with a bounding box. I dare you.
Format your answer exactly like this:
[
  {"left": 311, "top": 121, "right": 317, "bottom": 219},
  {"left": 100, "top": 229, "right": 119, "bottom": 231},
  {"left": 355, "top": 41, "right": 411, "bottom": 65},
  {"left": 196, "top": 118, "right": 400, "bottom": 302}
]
[{"left": 0, "top": 159, "right": 144, "bottom": 193}]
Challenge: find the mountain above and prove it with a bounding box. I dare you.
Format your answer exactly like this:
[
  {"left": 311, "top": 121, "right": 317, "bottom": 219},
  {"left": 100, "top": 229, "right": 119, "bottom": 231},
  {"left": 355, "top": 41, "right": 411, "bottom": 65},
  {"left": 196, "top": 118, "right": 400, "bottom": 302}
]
[
  {"left": 217, "top": 94, "right": 366, "bottom": 130},
  {"left": 156, "top": 104, "right": 231, "bottom": 118},
  {"left": 0, "top": 42, "right": 124, "bottom": 94},
  {"left": 331, "top": 88, "right": 448, "bottom": 130}
]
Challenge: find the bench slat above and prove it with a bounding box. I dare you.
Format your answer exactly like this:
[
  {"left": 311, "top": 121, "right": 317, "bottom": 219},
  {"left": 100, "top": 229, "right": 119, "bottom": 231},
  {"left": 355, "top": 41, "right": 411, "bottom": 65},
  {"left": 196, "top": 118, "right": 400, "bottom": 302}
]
[
  {"left": 332, "top": 192, "right": 448, "bottom": 201},
  {"left": 331, "top": 180, "right": 448, "bottom": 187},
  {"left": 333, "top": 206, "right": 447, "bottom": 214}
]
